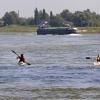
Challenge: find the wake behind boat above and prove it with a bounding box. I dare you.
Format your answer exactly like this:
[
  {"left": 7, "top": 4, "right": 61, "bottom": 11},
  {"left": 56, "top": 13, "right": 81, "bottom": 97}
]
[{"left": 69, "top": 33, "right": 82, "bottom": 36}]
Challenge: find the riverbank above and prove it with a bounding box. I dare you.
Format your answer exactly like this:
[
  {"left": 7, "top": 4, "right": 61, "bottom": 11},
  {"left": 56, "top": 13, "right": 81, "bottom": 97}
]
[
  {"left": 77, "top": 27, "right": 100, "bottom": 33},
  {"left": 0, "top": 25, "right": 38, "bottom": 32},
  {"left": 0, "top": 25, "right": 100, "bottom": 33}
]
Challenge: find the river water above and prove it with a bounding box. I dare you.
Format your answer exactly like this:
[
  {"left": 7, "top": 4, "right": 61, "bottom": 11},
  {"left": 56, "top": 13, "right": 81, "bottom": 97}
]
[{"left": 0, "top": 32, "right": 100, "bottom": 100}]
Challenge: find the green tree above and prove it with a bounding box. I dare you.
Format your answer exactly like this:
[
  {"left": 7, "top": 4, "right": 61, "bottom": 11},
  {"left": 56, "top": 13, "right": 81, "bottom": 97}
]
[
  {"left": 60, "top": 9, "right": 73, "bottom": 22},
  {"left": 49, "top": 15, "right": 65, "bottom": 27},
  {"left": 38, "top": 9, "right": 49, "bottom": 24},
  {"left": 50, "top": 11, "right": 53, "bottom": 20},
  {"left": 34, "top": 8, "right": 39, "bottom": 25},
  {"left": 41, "top": 9, "right": 46, "bottom": 21},
  {"left": 3, "top": 12, "right": 13, "bottom": 25},
  {"left": 73, "top": 10, "right": 91, "bottom": 27},
  {"left": 18, "top": 17, "right": 27, "bottom": 26},
  {"left": 27, "top": 17, "right": 34, "bottom": 25},
  {"left": 2, "top": 11, "right": 19, "bottom": 25}
]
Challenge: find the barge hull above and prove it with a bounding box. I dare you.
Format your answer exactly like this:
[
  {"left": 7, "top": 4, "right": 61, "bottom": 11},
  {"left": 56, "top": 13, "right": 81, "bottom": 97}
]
[{"left": 37, "top": 27, "right": 77, "bottom": 35}]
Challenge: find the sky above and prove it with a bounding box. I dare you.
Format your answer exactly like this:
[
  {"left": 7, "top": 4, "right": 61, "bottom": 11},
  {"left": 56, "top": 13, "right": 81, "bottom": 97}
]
[{"left": 0, "top": 0, "right": 100, "bottom": 18}]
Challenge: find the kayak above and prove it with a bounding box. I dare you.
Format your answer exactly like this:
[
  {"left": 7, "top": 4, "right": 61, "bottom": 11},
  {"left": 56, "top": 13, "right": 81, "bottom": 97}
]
[
  {"left": 94, "top": 61, "right": 100, "bottom": 66},
  {"left": 18, "top": 61, "right": 25, "bottom": 66}
]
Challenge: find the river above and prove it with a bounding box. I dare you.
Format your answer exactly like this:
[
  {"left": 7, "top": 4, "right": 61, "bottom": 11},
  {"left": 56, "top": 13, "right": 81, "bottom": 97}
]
[{"left": 0, "top": 32, "right": 100, "bottom": 99}]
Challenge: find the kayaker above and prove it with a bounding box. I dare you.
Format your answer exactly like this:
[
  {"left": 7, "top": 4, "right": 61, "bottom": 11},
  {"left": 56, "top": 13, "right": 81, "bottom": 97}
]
[
  {"left": 17, "top": 54, "right": 25, "bottom": 63},
  {"left": 96, "top": 54, "right": 100, "bottom": 62}
]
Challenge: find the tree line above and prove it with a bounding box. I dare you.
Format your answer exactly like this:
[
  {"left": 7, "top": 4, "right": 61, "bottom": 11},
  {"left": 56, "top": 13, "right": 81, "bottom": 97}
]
[{"left": 0, "top": 8, "right": 100, "bottom": 27}]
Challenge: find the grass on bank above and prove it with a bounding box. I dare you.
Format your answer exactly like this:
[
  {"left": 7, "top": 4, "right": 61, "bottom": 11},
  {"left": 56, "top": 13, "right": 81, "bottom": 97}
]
[
  {"left": 0, "top": 25, "right": 38, "bottom": 32},
  {"left": 0, "top": 25, "right": 100, "bottom": 33},
  {"left": 77, "top": 27, "right": 100, "bottom": 33}
]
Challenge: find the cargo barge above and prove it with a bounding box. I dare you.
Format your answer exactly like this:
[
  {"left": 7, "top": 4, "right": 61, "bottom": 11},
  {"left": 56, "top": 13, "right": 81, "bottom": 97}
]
[
  {"left": 37, "top": 27, "right": 77, "bottom": 35},
  {"left": 37, "top": 21, "right": 77, "bottom": 35}
]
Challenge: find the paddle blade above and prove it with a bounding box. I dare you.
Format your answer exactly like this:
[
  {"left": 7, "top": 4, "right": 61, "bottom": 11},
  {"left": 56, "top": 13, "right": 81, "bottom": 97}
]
[
  {"left": 12, "top": 50, "right": 19, "bottom": 56},
  {"left": 12, "top": 50, "right": 15, "bottom": 54},
  {"left": 86, "top": 57, "right": 91, "bottom": 59},
  {"left": 26, "top": 62, "right": 31, "bottom": 65}
]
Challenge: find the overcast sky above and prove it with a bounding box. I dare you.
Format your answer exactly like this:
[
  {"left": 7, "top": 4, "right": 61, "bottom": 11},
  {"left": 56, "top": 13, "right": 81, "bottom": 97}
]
[{"left": 0, "top": 0, "right": 100, "bottom": 18}]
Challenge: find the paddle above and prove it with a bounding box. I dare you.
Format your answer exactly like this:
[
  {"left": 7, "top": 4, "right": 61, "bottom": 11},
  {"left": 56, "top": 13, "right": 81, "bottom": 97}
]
[
  {"left": 86, "top": 57, "right": 97, "bottom": 60},
  {"left": 86, "top": 57, "right": 92, "bottom": 59},
  {"left": 12, "top": 50, "right": 31, "bottom": 65}
]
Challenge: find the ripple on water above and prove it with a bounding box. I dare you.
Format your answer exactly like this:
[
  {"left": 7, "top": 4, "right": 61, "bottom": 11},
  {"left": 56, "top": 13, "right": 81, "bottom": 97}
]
[{"left": 0, "top": 33, "right": 100, "bottom": 99}]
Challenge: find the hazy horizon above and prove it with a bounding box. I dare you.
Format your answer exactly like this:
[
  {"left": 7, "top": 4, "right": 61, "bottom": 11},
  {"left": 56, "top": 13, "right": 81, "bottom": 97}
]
[{"left": 0, "top": 0, "right": 100, "bottom": 18}]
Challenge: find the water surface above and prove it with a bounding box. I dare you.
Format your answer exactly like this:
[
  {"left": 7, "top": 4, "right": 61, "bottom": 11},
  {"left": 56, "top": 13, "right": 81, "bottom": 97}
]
[{"left": 0, "top": 32, "right": 100, "bottom": 99}]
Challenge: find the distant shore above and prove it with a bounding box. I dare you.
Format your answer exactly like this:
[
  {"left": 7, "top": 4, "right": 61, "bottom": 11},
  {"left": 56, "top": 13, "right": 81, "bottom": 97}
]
[
  {"left": 0, "top": 25, "right": 38, "bottom": 32},
  {"left": 77, "top": 27, "right": 100, "bottom": 33},
  {"left": 0, "top": 25, "right": 100, "bottom": 33}
]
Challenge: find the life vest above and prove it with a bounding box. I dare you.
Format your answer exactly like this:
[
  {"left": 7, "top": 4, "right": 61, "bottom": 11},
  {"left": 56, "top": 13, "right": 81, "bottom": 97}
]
[{"left": 19, "top": 54, "right": 25, "bottom": 62}]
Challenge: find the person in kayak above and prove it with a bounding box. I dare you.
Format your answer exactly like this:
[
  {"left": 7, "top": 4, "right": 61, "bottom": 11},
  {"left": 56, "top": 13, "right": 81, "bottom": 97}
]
[
  {"left": 96, "top": 54, "right": 100, "bottom": 62},
  {"left": 17, "top": 54, "right": 25, "bottom": 63}
]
